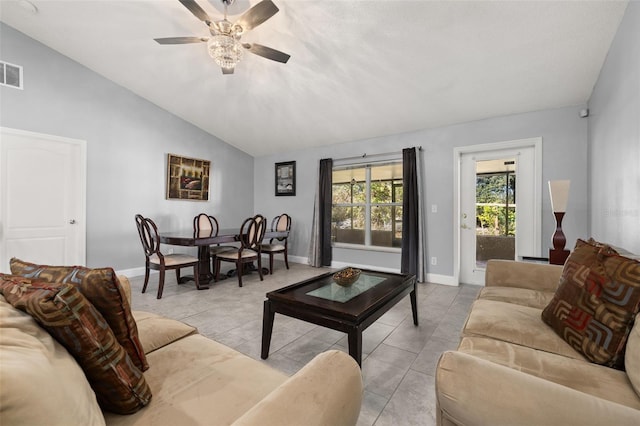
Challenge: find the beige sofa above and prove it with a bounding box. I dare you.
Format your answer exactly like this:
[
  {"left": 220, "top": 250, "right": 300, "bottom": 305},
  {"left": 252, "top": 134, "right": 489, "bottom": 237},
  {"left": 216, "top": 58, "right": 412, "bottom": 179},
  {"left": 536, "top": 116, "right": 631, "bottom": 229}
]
[
  {"left": 0, "top": 276, "right": 363, "bottom": 426},
  {"left": 435, "top": 260, "right": 640, "bottom": 425}
]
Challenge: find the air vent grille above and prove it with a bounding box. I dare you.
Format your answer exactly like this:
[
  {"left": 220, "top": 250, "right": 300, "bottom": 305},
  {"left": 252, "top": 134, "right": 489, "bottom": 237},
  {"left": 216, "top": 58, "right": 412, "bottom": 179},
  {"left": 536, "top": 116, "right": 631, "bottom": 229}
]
[{"left": 0, "top": 61, "right": 23, "bottom": 89}]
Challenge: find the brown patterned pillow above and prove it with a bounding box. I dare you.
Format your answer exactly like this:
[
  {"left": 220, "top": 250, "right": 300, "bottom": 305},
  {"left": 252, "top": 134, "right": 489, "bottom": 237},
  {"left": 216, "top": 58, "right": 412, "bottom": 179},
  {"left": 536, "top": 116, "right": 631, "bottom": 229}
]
[
  {"left": 10, "top": 258, "right": 148, "bottom": 371},
  {"left": 541, "top": 239, "right": 640, "bottom": 369},
  {"left": 0, "top": 275, "right": 152, "bottom": 414}
]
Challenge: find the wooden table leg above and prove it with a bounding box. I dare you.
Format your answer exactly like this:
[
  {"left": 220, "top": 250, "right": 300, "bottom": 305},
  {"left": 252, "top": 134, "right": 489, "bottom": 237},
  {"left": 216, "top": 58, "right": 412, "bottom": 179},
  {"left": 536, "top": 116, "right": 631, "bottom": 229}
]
[
  {"left": 261, "top": 300, "right": 275, "bottom": 359},
  {"left": 347, "top": 327, "right": 363, "bottom": 367},
  {"left": 410, "top": 284, "right": 419, "bottom": 326},
  {"left": 197, "top": 246, "right": 214, "bottom": 284}
]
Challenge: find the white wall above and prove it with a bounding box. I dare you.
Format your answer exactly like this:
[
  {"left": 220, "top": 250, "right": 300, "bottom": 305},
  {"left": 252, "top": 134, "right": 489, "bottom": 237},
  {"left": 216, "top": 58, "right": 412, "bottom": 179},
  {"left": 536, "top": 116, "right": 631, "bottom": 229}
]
[
  {"left": 588, "top": 2, "right": 640, "bottom": 254},
  {"left": 6, "top": 2, "right": 635, "bottom": 277},
  {"left": 0, "top": 23, "right": 254, "bottom": 271},
  {"left": 254, "top": 105, "right": 590, "bottom": 278}
]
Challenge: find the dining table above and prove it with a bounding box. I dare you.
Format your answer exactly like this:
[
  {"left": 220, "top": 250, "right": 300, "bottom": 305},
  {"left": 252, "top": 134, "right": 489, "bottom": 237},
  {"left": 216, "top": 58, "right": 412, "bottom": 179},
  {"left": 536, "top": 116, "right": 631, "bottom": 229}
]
[{"left": 158, "top": 228, "right": 289, "bottom": 286}]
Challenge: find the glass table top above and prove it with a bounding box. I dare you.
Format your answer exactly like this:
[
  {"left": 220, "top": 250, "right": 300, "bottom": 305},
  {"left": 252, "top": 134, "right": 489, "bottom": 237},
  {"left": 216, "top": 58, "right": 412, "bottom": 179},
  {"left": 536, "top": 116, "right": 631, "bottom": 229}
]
[{"left": 306, "top": 273, "right": 386, "bottom": 303}]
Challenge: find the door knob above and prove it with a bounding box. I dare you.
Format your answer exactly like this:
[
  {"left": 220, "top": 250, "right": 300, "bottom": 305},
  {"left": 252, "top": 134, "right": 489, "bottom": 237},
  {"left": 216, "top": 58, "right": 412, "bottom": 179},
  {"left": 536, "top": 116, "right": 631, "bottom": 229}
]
[{"left": 69, "top": 219, "right": 76, "bottom": 224}]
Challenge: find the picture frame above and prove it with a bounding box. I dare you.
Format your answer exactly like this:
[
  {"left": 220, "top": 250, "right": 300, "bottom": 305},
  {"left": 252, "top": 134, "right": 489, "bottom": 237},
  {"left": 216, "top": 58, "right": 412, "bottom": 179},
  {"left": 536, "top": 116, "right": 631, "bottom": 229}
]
[
  {"left": 166, "top": 153, "right": 210, "bottom": 201},
  {"left": 275, "top": 161, "right": 296, "bottom": 196}
]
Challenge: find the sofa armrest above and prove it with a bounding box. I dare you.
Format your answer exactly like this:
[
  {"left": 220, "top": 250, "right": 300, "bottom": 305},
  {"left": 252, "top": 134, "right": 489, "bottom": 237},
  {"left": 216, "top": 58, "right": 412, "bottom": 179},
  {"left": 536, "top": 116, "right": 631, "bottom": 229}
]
[
  {"left": 485, "top": 259, "right": 563, "bottom": 292},
  {"left": 436, "top": 351, "right": 640, "bottom": 426},
  {"left": 232, "top": 350, "right": 363, "bottom": 426}
]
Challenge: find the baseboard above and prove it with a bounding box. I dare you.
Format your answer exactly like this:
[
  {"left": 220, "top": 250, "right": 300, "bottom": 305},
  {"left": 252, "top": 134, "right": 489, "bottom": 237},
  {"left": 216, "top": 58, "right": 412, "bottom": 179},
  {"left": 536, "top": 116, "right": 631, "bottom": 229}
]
[
  {"left": 116, "top": 257, "right": 311, "bottom": 279},
  {"left": 116, "top": 267, "right": 152, "bottom": 278},
  {"left": 287, "top": 255, "right": 309, "bottom": 265},
  {"left": 426, "top": 273, "right": 458, "bottom": 286},
  {"left": 117, "top": 259, "right": 459, "bottom": 287}
]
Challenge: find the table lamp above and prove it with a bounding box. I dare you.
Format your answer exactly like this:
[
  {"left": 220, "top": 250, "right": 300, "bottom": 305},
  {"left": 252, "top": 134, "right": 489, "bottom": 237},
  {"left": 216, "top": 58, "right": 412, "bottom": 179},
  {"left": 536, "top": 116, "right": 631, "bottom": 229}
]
[{"left": 548, "top": 180, "right": 571, "bottom": 265}]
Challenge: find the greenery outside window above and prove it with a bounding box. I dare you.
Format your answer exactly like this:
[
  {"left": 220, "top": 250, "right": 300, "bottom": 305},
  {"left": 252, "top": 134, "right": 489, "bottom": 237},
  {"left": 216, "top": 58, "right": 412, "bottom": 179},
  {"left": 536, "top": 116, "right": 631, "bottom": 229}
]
[
  {"left": 331, "top": 162, "right": 403, "bottom": 249},
  {"left": 476, "top": 172, "right": 516, "bottom": 236}
]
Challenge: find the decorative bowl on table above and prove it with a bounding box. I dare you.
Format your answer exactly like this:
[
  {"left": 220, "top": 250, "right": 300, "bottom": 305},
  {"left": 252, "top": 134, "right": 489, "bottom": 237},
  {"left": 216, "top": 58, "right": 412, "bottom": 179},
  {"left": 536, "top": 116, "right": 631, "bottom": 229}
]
[{"left": 333, "top": 268, "right": 361, "bottom": 287}]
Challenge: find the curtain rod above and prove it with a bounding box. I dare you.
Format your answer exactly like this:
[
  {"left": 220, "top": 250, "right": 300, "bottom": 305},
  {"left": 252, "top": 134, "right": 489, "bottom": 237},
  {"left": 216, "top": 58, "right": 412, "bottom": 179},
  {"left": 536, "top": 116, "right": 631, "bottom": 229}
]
[{"left": 333, "top": 146, "right": 422, "bottom": 163}]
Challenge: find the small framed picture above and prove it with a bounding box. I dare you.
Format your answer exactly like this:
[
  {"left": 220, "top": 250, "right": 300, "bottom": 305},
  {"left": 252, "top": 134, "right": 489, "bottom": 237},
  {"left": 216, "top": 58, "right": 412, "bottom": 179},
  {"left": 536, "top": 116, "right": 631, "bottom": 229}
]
[
  {"left": 275, "top": 161, "right": 296, "bottom": 196},
  {"left": 166, "top": 153, "right": 210, "bottom": 201}
]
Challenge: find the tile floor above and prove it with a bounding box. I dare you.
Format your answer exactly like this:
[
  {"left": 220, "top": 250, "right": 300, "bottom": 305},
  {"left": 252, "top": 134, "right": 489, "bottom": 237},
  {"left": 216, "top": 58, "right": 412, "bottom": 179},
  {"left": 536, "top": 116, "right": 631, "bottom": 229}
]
[{"left": 128, "top": 262, "right": 481, "bottom": 426}]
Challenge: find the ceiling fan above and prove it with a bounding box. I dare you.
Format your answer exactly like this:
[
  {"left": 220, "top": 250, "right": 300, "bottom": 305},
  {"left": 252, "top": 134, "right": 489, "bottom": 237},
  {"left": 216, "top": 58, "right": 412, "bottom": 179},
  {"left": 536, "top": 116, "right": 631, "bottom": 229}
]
[{"left": 155, "top": 0, "right": 290, "bottom": 74}]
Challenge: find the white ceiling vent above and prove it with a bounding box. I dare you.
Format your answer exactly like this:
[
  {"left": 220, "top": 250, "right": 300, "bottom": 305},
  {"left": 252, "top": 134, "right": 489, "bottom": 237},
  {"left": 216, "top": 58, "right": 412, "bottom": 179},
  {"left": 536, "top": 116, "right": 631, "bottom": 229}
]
[{"left": 1, "top": 61, "right": 23, "bottom": 89}]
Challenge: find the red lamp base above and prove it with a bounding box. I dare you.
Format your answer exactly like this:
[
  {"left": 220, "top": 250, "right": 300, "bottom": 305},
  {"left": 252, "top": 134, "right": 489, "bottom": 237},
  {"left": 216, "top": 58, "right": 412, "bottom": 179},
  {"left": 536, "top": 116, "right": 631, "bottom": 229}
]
[{"left": 549, "top": 249, "right": 570, "bottom": 265}]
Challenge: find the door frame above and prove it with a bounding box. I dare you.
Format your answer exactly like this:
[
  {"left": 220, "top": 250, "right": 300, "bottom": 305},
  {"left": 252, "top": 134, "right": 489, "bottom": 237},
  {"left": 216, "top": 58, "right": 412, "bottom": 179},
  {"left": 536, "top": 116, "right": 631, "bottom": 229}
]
[
  {"left": 453, "top": 137, "right": 542, "bottom": 285},
  {"left": 0, "top": 127, "right": 87, "bottom": 268}
]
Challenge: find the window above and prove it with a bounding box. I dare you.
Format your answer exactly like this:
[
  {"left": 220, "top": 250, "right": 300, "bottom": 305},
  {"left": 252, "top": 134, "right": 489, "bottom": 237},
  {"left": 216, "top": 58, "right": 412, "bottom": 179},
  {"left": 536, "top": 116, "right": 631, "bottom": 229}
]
[
  {"left": 476, "top": 171, "right": 516, "bottom": 236},
  {"left": 331, "top": 162, "right": 403, "bottom": 249},
  {"left": 0, "top": 61, "right": 23, "bottom": 89}
]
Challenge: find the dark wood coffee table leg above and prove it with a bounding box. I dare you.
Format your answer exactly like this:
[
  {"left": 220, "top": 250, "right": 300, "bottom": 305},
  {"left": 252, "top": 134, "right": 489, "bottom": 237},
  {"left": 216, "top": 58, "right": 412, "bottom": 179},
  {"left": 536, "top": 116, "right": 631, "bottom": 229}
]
[
  {"left": 261, "top": 300, "right": 275, "bottom": 359},
  {"left": 347, "top": 327, "right": 363, "bottom": 366},
  {"left": 410, "top": 286, "right": 418, "bottom": 326}
]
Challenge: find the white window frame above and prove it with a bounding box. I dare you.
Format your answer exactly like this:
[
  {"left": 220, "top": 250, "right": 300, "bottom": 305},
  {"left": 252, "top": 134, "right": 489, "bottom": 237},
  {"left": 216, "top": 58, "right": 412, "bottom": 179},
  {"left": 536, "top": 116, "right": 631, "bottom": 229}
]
[
  {"left": 332, "top": 160, "right": 403, "bottom": 252},
  {"left": 0, "top": 61, "right": 24, "bottom": 90}
]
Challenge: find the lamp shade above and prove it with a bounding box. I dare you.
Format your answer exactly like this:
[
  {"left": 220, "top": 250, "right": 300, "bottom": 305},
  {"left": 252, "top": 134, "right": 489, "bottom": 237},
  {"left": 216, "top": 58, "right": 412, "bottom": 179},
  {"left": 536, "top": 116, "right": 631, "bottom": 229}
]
[{"left": 548, "top": 180, "right": 570, "bottom": 213}]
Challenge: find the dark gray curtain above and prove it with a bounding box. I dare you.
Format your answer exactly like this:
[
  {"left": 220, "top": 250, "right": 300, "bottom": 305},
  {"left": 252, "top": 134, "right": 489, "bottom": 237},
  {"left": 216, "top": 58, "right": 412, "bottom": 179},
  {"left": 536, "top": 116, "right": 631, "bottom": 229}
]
[
  {"left": 401, "top": 148, "right": 419, "bottom": 276},
  {"left": 309, "top": 158, "right": 333, "bottom": 267},
  {"left": 319, "top": 158, "right": 333, "bottom": 266}
]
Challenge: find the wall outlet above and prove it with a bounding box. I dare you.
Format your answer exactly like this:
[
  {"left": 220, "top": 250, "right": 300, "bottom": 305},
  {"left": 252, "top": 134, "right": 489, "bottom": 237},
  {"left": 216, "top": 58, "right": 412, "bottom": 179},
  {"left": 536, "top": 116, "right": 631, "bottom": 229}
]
[
  {"left": 431, "top": 257, "right": 437, "bottom": 266},
  {"left": 431, "top": 204, "right": 438, "bottom": 213}
]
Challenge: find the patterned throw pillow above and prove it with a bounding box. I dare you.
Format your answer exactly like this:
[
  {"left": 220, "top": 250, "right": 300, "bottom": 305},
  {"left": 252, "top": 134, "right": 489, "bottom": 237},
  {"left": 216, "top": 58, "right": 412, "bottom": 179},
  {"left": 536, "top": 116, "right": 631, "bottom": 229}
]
[
  {"left": 9, "top": 258, "right": 148, "bottom": 371},
  {"left": 541, "top": 239, "right": 640, "bottom": 369},
  {"left": 0, "top": 275, "right": 152, "bottom": 414}
]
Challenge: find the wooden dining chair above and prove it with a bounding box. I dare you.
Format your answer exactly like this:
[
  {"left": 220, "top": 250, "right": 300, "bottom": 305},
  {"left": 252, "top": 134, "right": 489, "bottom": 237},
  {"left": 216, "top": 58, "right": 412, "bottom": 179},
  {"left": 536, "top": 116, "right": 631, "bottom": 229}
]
[
  {"left": 215, "top": 216, "right": 264, "bottom": 287},
  {"left": 135, "top": 214, "right": 202, "bottom": 299},
  {"left": 193, "top": 213, "right": 234, "bottom": 276},
  {"left": 260, "top": 213, "right": 291, "bottom": 274},
  {"left": 253, "top": 214, "right": 267, "bottom": 244}
]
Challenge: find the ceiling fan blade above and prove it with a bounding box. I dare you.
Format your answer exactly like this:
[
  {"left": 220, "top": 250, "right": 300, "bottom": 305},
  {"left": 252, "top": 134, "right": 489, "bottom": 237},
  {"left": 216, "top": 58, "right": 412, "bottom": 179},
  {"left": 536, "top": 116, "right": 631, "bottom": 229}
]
[
  {"left": 236, "top": 0, "right": 279, "bottom": 32},
  {"left": 178, "top": 0, "right": 212, "bottom": 23},
  {"left": 222, "top": 67, "right": 235, "bottom": 75},
  {"left": 242, "top": 43, "right": 290, "bottom": 63},
  {"left": 155, "top": 37, "right": 208, "bottom": 45}
]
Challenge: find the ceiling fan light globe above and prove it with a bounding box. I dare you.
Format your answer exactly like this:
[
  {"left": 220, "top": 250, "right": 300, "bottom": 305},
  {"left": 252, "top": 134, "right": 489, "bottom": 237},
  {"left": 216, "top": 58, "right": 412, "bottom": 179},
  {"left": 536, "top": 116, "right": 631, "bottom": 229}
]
[{"left": 207, "top": 35, "right": 243, "bottom": 68}]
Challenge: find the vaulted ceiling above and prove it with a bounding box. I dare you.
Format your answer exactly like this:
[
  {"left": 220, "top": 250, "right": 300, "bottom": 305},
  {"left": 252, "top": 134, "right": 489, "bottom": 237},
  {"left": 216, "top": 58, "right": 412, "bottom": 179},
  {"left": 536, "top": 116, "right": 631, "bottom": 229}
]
[{"left": 0, "top": 0, "right": 628, "bottom": 156}]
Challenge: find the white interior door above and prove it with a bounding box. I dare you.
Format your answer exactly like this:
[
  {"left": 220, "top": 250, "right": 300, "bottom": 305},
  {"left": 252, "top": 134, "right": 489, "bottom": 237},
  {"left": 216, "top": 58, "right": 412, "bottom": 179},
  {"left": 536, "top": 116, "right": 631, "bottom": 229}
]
[
  {"left": 456, "top": 139, "right": 541, "bottom": 285},
  {"left": 0, "top": 127, "right": 86, "bottom": 272}
]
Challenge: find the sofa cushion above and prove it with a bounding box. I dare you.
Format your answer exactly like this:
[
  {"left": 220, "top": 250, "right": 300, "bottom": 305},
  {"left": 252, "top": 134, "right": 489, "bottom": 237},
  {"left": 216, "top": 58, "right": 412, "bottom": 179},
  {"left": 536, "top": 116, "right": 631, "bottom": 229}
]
[
  {"left": 0, "top": 294, "right": 105, "bottom": 426},
  {"left": 103, "top": 333, "right": 288, "bottom": 426},
  {"left": 457, "top": 336, "right": 640, "bottom": 409},
  {"left": 541, "top": 239, "right": 640, "bottom": 369},
  {"left": 478, "top": 286, "right": 555, "bottom": 309},
  {"left": 436, "top": 350, "right": 640, "bottom": 426},
  {"left": 0, "top": 276, "right": 152, "bottom": 414},
  {"left": 463, "top": 298, "right": 584, "bottom": 360},
  {"left": 627, "top": 314, "right": 640, "bottom": 397},
  {"left": 10, "top": 258, "right": 148, "bottom": 371},
  {"left": 132, "top": 310, "right": 197, "bottom": 354}
]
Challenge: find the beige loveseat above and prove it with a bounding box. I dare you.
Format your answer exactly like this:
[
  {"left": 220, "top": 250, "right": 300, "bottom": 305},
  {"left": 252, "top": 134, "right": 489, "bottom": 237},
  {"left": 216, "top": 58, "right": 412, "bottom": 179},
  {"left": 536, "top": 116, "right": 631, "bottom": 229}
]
[
  {"left": 0, "top": 276, "right": 363, "bottom": 426},
  {"left": 435, "top": 259, "right": 640, "bottom": 425}
]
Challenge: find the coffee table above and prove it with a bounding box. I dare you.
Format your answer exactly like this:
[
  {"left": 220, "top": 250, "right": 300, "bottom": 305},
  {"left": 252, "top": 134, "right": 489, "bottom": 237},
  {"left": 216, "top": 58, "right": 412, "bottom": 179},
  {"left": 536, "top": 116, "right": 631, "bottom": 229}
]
[{"left": 261, "top": 268, "right": 418, "bottom": 366}]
